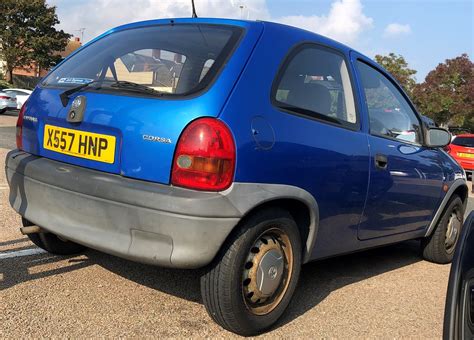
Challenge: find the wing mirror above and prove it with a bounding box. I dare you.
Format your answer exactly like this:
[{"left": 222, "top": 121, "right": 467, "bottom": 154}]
[{"left": 425, "top": 128, "right": 451, "bottom": 148}]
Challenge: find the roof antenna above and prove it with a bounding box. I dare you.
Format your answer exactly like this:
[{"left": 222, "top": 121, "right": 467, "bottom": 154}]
[{"left": 191, "top": 0, "right": 198, "bottom": 18}]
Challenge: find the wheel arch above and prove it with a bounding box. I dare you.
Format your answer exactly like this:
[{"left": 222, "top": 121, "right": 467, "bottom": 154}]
[
  {"left": 221, "top": 184, "right": 320, "bottom": 263},
  {"left": 425, "top": 179, "right": 469, "bottom": 237}
]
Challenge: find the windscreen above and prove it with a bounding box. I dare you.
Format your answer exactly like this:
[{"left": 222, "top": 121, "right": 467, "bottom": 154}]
[
  {"left": 41, "top": 24, "right": 242, "bottom": 96},
  {"left": 452, "top": 137, "right": 474, "bottom": 148}
]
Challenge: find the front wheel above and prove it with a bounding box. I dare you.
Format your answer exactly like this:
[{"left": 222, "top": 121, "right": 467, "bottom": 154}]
[
  {"left": 200, "top": 208, "right": 302, "bottom": 336},
  {"left": 422, "top": 195, "right": 464, "bottom": 264}
]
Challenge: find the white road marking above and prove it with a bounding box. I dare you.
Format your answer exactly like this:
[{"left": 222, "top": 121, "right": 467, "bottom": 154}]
[{"left": 0, "top": 248, "right": 47, "bottom": 259}]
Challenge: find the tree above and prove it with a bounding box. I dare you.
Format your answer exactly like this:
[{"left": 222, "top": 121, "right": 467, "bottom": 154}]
[
  {"left": 0, "top": 0, "right": 70, "bottom": 83},
  {"left": 375, "top": 53, "right": 417, "bottom": 96},
  {"left": 413, "top": 54, "right": 473, "bottom": 127}
]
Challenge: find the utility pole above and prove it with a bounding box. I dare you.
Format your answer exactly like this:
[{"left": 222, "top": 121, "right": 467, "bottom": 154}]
[
  {"left": 238, "top": 2, "right": 250, "bottom": 19},
  {"left": 77, "top": 28, "right": 86, "bottom": 42},
  {"left": 239, "top": 5, "right": 245, "bottom": 19}
]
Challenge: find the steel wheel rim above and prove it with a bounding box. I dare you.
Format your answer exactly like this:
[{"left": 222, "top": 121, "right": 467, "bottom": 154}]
[
  {"left": 445, "top": 207, "right": 461, "bottom": 253},
  {"left": 241, "top": 227, "right": 294, "bottom": 316}
]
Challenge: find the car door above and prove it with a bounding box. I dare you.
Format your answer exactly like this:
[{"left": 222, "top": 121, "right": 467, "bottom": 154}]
[{"left": 354, "top": 57, "right": 445, "bottom": 240}]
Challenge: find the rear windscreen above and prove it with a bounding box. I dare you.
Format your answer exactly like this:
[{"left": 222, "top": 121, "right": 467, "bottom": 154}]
[
  {"left": 41, "top": 24, "right": 242, "bottom": 96},
  {"left": 452, "top": 137, "right": 474, "bottom": 148}
]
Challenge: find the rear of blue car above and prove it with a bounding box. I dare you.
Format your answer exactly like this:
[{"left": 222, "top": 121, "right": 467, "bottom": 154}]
[
  {"left": 7, "top": 20, "right": 309, "bottom": 334},
  {"left": 7, "top": 19, "right": 263, "bottom": 268}
]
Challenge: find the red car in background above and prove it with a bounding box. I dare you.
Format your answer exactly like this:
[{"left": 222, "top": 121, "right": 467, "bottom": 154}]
[{"left": 447, "top": 134, "right": 474, "bottom": 176}]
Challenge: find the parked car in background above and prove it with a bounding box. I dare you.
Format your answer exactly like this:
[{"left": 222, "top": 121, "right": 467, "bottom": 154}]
[
  {"left": 446, "top": 134, "right": 474, "bottom": 177},
  {"left": 0, "top": 91, "right": 17, "bottom": 113},
  {"left": 3, "top": 88, "right": 32, "bottom": 109},
  {"left": 444, "top": 211, "right": 474, "bottom": 340},
  {"left": 6, "top": 18, "right": 468, "bottom": 335},
  {"left": 450, "top": 127, "right": 472, "bottom": 136}
]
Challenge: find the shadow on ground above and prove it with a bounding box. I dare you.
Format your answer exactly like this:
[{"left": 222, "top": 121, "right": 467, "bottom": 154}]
[
  {"left": 276, "top": 240, "right": 422, "bottom": 329},
  {"left": 2, "top": 110, "right": 19, "bottom": 117},
  {"left": 90, "top": 239, "right": 423, "bottom": 329},
  {"left": 0, "top": 237, "right": 424, "bottom": 329},
  {"left": 0, "top": 237, "right": 29, "bottom": 247},
  {"left": 0, "top": 238, "right": 91, "bottom": 290}
]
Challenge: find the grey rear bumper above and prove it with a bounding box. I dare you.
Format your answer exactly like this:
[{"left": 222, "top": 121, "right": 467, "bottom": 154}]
[
  {"left": 6, "top": 150, "right": 243, "bottom": 268},
  {"left": 6, "top": 150, "right": 318, "bottom": 268}
]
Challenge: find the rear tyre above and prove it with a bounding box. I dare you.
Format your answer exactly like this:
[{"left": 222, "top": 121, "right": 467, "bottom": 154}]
[
  {"left": 422, "top": 195, "right": 464, "bottom": 264},
  {"left": 23, "top": 218, "right": 86, "bottom": 255},
  {"left": 0, "top": 108, "right": 6, "bottom": 114},
  {"left": 200, "top": 208, "right": 302, "bottom": 336}
]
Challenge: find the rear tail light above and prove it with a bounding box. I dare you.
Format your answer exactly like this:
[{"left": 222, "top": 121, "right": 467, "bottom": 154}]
[
  {"left": 171, "top": 117, "right": 235, "bottom": 191},
  {"left": 0, "top": 96, "right": 11, "bottom": 100},
  {"left": 16, "top": 102, "right": 27, "bottom": 149}
]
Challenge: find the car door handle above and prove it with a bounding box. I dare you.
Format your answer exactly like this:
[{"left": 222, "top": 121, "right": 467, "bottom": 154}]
[{"left": 375, "top": 154, "right": 388, "bottom": 170}]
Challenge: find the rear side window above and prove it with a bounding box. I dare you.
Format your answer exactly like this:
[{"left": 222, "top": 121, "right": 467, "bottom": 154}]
[
  {"left": 452, "top": 137, "right": 474, "bottom": 147},
  {"left": 41, "top": 24, "right": 242, "bottom": 96},
  {"left": 356, "top": 60, "right": 422, "bottom": 144},
  {"left": 272, "top": 44, "right": 358, "bottom": 129}
]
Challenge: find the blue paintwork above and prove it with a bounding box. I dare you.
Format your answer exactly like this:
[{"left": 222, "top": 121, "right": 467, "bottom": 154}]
[
  {"left": 22, "top": 18, "right": 263, "bottom": 184},
  {"left": 20, "top": 18, "right": 464, "bottom": 260}
]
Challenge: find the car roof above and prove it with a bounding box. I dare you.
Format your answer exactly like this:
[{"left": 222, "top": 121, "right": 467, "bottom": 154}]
[
  {"left": 104, "top": 17, "right": 359, "bottom": 57},
  {"left": 67, "top": 17, "right": 386, "bottom": 86}
]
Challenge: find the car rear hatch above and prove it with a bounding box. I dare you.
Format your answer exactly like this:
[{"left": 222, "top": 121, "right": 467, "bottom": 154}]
[
  {"left": 20, "top": 19, "right": 262, "bottom": 184},
  {"left": 452, "top": 136, "right": 474, "bottom": 160}
]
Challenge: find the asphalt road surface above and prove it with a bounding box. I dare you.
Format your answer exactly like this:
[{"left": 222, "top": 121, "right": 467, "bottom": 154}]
[
  {"left": 1, "top": 113, "right": 473, "bottom": 338},
  {"left": 0, "top": 111, "right": 17, "bottom": 149}
]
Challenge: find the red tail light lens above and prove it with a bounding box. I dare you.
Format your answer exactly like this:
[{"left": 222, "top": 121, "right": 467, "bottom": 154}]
[
  {"left": 171, "top": 118, "right": 235, "bottom": 191},
  {"left": 16, "top": 102, "right": 27, "bottom": 149},
  {"left": 0, "top": 96, "right": 11, "bottom": 100}
]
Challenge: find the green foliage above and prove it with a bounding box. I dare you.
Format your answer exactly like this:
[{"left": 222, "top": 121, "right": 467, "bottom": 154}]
[
  {"left": 0, "top": 0, "right": 71, "bottom": 83},
  {"left": 412, "top": 54, "right": 473, "bottom": 127},
  {"left": 0, "top": 79, "right": 12, "bottom": 89},
  {"left": 365, "top": 86, "right": 399, "bottom": 110},
  {"left": 375, "top": 53, "right": 417, "bottom": 96}
]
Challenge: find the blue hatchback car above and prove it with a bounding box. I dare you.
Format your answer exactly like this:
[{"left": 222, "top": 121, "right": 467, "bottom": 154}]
[{"left": 6, "top": 18, "right": 468, "bottom": 335}]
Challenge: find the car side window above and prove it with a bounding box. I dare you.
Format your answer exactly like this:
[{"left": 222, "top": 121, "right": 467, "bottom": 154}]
[
  {"left": 273, "top": 44, "right": 357, "bottom": 128},
  {"left": 356, "top": 60, "right": 422, "bottom": 144}
]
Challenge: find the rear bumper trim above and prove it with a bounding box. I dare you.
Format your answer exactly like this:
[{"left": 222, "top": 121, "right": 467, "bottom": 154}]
[
  {"left": 6, "top": 150, "right": 240, "bottom": 268},
  {"left": 6, "top": 150, "right": 319, "bottom": 267}
]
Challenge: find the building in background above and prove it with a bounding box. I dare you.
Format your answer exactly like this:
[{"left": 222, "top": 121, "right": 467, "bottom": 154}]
[{"left": 12, "top": 37, "right": 82, "bottom": 78}]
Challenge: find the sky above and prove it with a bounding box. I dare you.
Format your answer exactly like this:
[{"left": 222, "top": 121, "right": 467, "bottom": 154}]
[{"left": 47, "top": 0, "right": 473, "bottom": 82}]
